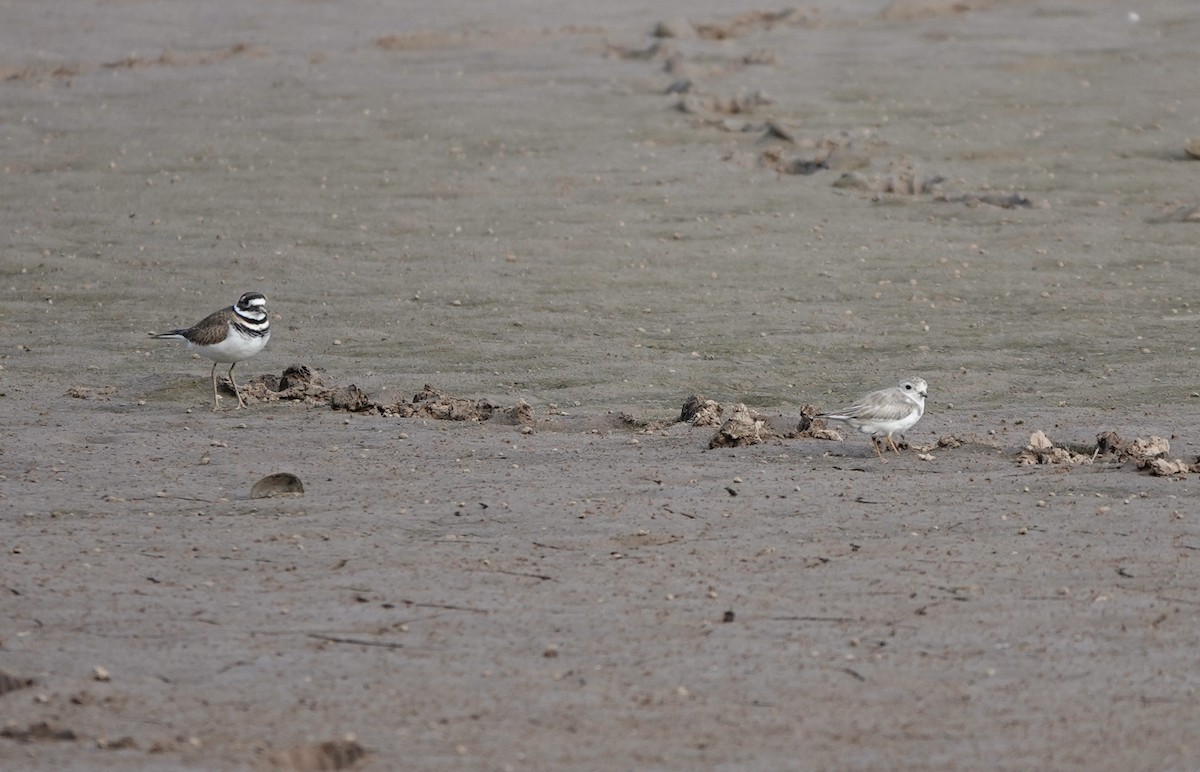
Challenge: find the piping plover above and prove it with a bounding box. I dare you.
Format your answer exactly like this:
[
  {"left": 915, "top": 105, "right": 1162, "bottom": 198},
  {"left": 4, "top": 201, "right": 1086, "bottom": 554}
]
[
  {"left": 818, "top": 377, "right": 927, "bottom": 457},
  {"left": 151, "top": 292, "right": 271, "bottom": 410}
]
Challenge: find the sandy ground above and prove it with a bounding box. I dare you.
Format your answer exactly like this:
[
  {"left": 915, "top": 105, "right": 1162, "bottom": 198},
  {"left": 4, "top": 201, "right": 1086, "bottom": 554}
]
[{"left": 4, "top": 0, "right": 1200, "bottom": 769}]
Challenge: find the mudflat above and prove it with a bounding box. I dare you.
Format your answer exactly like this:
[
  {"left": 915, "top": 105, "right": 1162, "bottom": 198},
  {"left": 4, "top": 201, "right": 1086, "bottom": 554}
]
[{"left": 3, "top": 1, "right": 1200, "bottom": 769}]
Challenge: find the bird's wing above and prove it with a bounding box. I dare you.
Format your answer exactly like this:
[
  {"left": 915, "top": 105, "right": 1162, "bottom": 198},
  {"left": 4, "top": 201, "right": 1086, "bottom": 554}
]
[{"left": 823, "top": 389, "right": 916, "bottom": 421}]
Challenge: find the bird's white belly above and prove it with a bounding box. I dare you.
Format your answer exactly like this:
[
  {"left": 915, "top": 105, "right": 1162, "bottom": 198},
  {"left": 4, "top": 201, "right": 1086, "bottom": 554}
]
[
  {"left": 849, "top": 409, "right": 921, "bottom": 438},
  {"left": 188, "top": 325, "right": 270, "bottom": 363}
]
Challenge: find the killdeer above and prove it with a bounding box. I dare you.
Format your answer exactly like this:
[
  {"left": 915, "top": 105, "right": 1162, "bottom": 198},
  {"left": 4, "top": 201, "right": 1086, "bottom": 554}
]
[
  {"left": 151, "top": 291, "right": 271, "bottom": 411},
  {"left": 818, "top": 377, "right": 928, "bottom": 457}
]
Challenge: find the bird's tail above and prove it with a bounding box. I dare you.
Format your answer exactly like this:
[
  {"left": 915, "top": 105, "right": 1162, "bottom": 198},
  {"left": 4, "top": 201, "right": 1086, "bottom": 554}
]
[{"left": 149, "top": 330, "right": 187, "bottom": 340}]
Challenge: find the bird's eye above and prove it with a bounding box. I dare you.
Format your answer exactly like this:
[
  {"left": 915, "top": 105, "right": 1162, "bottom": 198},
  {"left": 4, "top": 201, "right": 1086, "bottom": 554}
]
[{"left": 904, "top": 383, "right": 912, "bottom": 390}]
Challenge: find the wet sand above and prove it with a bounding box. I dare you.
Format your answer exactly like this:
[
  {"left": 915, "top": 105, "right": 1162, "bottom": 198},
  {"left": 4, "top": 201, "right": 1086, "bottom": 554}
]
[{"left": 3, "top": 0, "right": 1200, "bottom": 768}]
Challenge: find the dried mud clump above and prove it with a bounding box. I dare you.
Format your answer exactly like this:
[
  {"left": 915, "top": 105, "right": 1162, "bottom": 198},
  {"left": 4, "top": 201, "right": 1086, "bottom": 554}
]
[
  {"left": 243, "top": 364, "right": 332, "bottom": 405},
  {"left": 65, "top": 386, "right": 116, "bottom": 400},
  {"left": 617, "top": 412, "right": 673, "bottom": 433},
  {"left": 96, "top": 736, "right": 137, "bottom": 750},
  {"left": 1016, "top": 430, "right": 1095, "bottom": 466},
  {"left": 0, "top": 721, "right": 77, "bottom": 743},
  {"left": 0, "top": 670, "right": 35, "bottom": 696},
  {"left": 242, "top": 367, "right": 524, "bottom": 424},
  {"left": 375, "top": 31, "right": 464, "bottom": 51},
  {"left": 397, "top": 385, "right": 497, "bottom": 421},
  {"left": 830, "top": 159, "right": 1041, "bottom": 208},
  {"left": 881, "top": 0, "right": 997, "bottom": 22},
  {"left": 269, "top": 737, "right": 370, "bottom": 771},
  {"left": 1019, "top": 430, "right": 1197, "bottom": 477},
  {"left": 946, "top": 191, "right": 1040, "bottom": 209},
  {"left": 605, "top": 40, "right": 674, "bottom": 61},
  {"left": 652, "top": 8, "right": 814, "bottom": 40},
  {"left": 277, "top": 364, "right": 322, "bottom": 391},
  {"left": 833, "top": 159, "right": 945, "bottom": 196},
  {"left": 1142, "top": 458, "right": 1196, "bottom": 477},
  {"left": 1150, "top": 203, "right": 1200, "bottom": 223},
  {"left": 1095, "top": 432, "right": 1198, "bottom": 477},
  {"left": 652, "top": 18, "right": 696, "bottom": 39},
  {"left": 696, "top": 8, "right": 816, "bottom": 39},
  {"left": 1095, "top": 431, "right": 1168, "bottom": 462},
  {"left": 677, "top": 90, "right": 773, "bottom": 116},
  {"left": 102, "top": 43, "right": 269, "bottom": 70},
  {"left": 616, "top": 6, "right": 1033, "bottom": 217},
  {"left": 329, "top": 384, "right": 374, "bottom": 412},
  {"left": 758, "top": 129, "right": 873, "bottom": 175},
  {"left": 1, "top": 62, "right": 81, "bottom": 83},
  {"left": 501, "top": 399, "right": 535, "bottom": 425},
  {"left": 794, "top": 405, "right": 843, "bottom": 441},
  {"left": 680, "top": 395, "right": 724, "bottom": 426},
  {"left": 709, "top": 403, "right": 772, "bottom": 448}
]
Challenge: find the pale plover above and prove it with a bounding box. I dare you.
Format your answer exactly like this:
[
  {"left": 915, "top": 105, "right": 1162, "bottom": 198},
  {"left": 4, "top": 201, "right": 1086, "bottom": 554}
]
[
  {"left": 818, "top": 377, "right": 928, "bottom": 457},
  {"left": 151, "top": 292, "right": 271, "bottom": 410}
]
